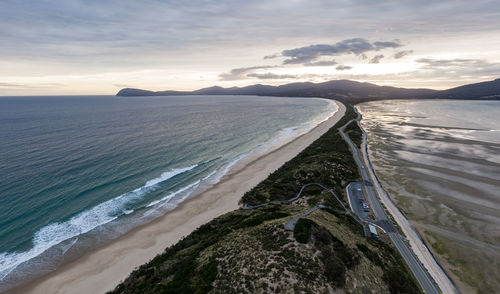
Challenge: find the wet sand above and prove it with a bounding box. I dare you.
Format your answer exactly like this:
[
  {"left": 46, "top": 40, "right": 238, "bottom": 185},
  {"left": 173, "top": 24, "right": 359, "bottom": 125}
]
[
  {"left": 5, "top": 100, "right": 345, "bottom": 294},
  {"left": 358, "top": 100, "right": 500, "bottom": 294}
]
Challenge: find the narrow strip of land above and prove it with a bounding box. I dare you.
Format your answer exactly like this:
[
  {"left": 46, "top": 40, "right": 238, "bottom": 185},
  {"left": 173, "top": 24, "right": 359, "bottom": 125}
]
[{"left": 241, "top": 105, "right": 448, "bottom": 294}]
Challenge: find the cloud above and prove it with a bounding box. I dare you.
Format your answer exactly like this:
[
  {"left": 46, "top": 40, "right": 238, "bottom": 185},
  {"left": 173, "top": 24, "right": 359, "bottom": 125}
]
[
  {"left": 415, "top": 58, "right": 500, "bottom": 77},
  {"left": 219, "top": 66, "right": 278, "bottom": 80},
  {"left": 369, "top": 54, "right": 384, "bottom": 64},
  {"left": 248, "top": 72, "right": 332, "bottom": 80},
  {"left": 373, "top": 41, "right": 401, "bottom": 49},
  {"left": 394, "top": 50, "right": 414, "bottom": 59},
  {"left": 0, "top": 82, "right": 24, "bottom": 88},
  {"left": 279, "top": 38, "right": 402, "bottom": 65},
  {"left": 416, "top": 58, "right": 479, "bottom": 68},
  {"left": 336, "top": 65, "right": 352, "bottom": 71},
  {"left": 1, "top": 1, "right": 500, "bottom": 94},
  {"left": 114, "top": 84, "right": 135, "bottom": 88},
  {"left": 303, "top": 60, "right": 338, "bottom": 66},
  {"left": 264, "top": 53, "right": 280, "bottom": 59},
  {"left": 0, "top": 82, "right": 64, "bottom": 89},
  {"left": 247, "top": 72, "right": 297, "bottom": 79}
]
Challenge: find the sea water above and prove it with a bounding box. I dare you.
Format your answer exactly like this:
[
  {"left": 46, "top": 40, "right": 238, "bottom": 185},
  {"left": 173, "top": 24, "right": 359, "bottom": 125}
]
[{"left": 0, "top": 95, "right": 336, "bottom": 290}]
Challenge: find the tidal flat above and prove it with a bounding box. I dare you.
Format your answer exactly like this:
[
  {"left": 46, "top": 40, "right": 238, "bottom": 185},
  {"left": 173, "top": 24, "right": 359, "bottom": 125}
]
[{"left": 358, "top": 100, "right": 500, "bottom": 294}]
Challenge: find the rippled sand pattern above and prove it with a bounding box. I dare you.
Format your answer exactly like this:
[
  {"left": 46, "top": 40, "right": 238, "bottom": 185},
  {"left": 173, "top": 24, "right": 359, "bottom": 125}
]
[{"left": 358, "top": 100, "right": 500, "bottom": 294}]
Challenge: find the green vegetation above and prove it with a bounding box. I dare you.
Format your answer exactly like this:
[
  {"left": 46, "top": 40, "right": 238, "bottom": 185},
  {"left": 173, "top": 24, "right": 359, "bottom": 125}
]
[
  {"left": 109, "top": 207, "right": 292, "bottom": 294},
  {"left": 367, "top": 239, "right": 421, "bottom": 294},
  {"left": 108, "top": 103, "right": 421, "bottom": 294},
  {"left": 293, "top": 218, "right": 316, "bottom": 243},
  {"left": 356, "top": 240, "right": 422, "bottom": 294},
  {"left": 294, "top": 218, "right": 360, "bottom": 287}
]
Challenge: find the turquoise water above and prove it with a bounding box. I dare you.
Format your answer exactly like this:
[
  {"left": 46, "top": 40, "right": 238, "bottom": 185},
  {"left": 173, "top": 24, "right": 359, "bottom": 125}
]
[{"left": 0, "top": 95, "right": 336, "bottom": 289}]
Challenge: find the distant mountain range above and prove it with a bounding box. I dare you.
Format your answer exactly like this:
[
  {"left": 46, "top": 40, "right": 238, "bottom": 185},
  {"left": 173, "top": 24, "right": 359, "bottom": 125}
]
[{"left": 116, "top": 78, "right": 500, "bottom": 101}]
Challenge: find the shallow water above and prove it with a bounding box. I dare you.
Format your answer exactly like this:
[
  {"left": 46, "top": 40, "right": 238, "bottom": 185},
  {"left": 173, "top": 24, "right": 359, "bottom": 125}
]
[
  {"left": 0, "top": 95, "right": 336, "bottom": 290},
  {"left": 359, "top": 100, "right": 500, "bottom": 293}
]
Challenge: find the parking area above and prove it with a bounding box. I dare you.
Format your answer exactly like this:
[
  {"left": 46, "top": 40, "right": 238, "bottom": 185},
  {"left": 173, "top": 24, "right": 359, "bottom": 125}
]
[{"left": 346, "top": 182, "right": 372, "bottom": 220}]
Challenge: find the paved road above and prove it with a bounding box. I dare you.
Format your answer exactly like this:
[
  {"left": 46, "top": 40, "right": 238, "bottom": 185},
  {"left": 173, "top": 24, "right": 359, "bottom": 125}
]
[
  {"left": 346, "top": 182, "right": 372, "bottom": 237},
  {"left": 339, "top": 117, "right": 442, "bottom": 294},
  {"left": 346, "top": 182, "right": 372, "bottom": 220}
]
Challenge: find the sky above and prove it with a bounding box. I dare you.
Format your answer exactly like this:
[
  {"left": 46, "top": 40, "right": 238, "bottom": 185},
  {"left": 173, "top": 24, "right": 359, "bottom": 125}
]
[{"left": 1, "top": 0, "right": 500, "bottom": 95}]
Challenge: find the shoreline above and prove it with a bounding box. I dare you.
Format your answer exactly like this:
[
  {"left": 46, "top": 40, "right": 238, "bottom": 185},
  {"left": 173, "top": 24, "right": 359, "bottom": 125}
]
[
  {"left": 357, "top": 100, "right": 500, "bottom": 294},
  {"left": 6, "top": 100, "right": 345, "bottom": 294},
  {"left": 0, "top": 96, "right": 337, "bottom": 292},
  {"left": 356, "top": 105, "right": 458, "bottom": 294}
]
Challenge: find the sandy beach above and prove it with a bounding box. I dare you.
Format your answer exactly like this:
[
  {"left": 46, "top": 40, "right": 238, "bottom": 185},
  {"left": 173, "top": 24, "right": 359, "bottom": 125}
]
[{"left": 6, "top": 100, "right": 345, "bottom": 294}]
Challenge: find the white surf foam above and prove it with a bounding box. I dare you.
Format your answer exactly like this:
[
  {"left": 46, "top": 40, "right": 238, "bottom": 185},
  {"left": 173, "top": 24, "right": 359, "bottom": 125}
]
[
  {"left": 0, "top": 164, "right": 197, "bottom": 281},
  {"left": 146, "top": 170, "right": 218, "bottom": 208}
]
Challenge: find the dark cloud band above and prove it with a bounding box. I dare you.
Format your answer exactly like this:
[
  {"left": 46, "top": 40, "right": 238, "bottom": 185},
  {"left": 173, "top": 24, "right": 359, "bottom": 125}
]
[
  {"left": 369, "top": 54, "right": 384, "bottom": 64},
  {"left": 278, "top": 38, "right": 402, "bottom": 65},
  {"left": 219, "top": 66, "right": 279, "bottom": 80}
]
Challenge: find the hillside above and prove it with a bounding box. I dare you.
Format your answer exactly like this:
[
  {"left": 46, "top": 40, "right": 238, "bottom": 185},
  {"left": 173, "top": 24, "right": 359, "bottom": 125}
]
[
  {"left": 116, "top": 79, "right": 437, "bottom": 101},
  {"left": 108, "top": 106, "right": 421, "bottom": 294},
  {"left": 116, "top": 78, "right": 500, "bottom": 101},
  {"left": 431, "top": 78, "right": 500, "bottom": 99}
]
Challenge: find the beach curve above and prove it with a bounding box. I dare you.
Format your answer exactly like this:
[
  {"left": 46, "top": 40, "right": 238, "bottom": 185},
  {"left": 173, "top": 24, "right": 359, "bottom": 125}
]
[{"left": 5, "top": 99, "right": 345, "bottom": 294}]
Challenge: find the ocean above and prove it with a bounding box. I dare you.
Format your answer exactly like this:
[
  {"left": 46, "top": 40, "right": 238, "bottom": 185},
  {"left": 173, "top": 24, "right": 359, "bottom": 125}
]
[
  {"left": 358, "top": 100, "right": 500, "bottom": 293},
  {"left": 0, "top": 95, "right": 336, "bottom": 290}
]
